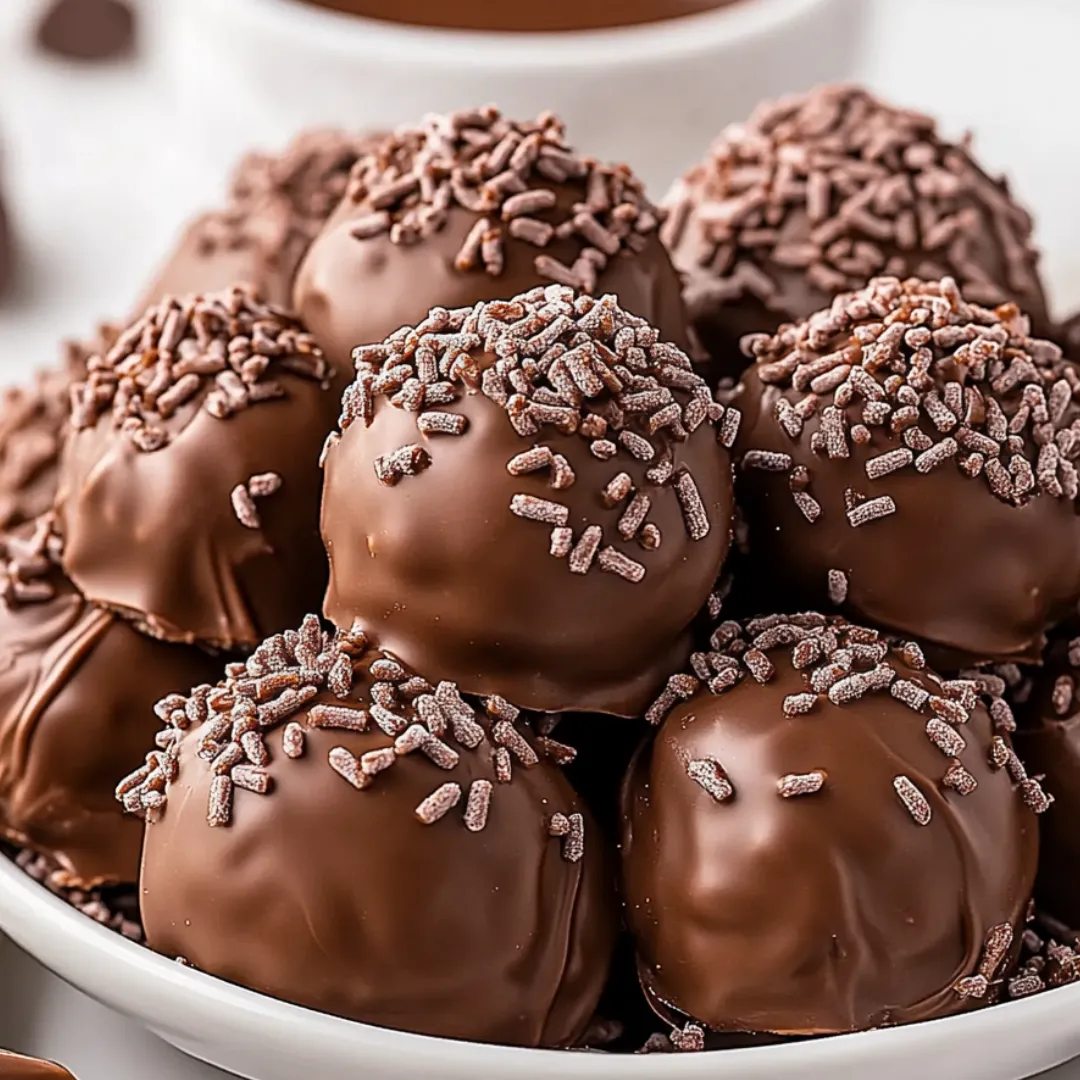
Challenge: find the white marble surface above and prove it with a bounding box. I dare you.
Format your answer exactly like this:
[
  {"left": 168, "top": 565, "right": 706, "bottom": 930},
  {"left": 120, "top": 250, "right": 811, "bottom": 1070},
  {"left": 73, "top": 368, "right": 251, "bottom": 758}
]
[{"left": 1, "top": 0, "right": 1080, "bottom": 1076}]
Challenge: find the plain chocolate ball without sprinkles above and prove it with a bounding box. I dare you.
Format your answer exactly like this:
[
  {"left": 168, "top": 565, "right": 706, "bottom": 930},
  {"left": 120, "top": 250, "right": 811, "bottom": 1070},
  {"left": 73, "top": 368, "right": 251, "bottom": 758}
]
[
  {"left": 663, "top": 85, "right": 1049, "bottom": 379},
  {"left": 293, "top": 106, "right": 689, "bottom": 374},
  {"left": 0, "top": 516, "right": 221, "bottom": 888},
  {"left": 55, "top": 286, "right": 339, "bottom": 650},
  {"left": 138, "top": 129, "right": 381, "bottom": 313},
  {"left": 121, "top": 616, "right": 616, "bottom": 1047},
  {"left": 622, "top": 614, "right": 1043, "bottom": 1037},
  {"left": 320, "top": 285, "right": 736, "bottom": 716},
  {"left": 733, "top": 275, "right": 1080, "bottom": 666}
]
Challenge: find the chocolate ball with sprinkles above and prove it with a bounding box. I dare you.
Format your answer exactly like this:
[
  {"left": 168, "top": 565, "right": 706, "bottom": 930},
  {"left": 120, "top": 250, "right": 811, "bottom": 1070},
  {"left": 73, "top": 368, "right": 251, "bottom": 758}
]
[
  {"left": 55, "top": 286, "right": 339, "bottom": 650},
  {"left": 138, "top": 129, "right": 380, "bottom": 314},
  {"left": 663, "top": 85, "right": 1049, "bottom": 380},
  {"left": 732, "top": 276, "right": 1080, "bottom": 666},
  {"left": 121, "top": 615, "right": 616, "bottom": 1047},
  {"left": 622, "top": 614, "right": 1042, "bottom": 1038},
  {"left": 1012, "top": 636, "right": 1080, "bottom": 930},
  {"left": 0, "top": 515, "right": 221, "bottom": 887},
  {"left": 293, "top": 106, "right": 688, "bottom": 374},
  {"left": 320, "top": 285, "right": 736, "bottom": 715}
]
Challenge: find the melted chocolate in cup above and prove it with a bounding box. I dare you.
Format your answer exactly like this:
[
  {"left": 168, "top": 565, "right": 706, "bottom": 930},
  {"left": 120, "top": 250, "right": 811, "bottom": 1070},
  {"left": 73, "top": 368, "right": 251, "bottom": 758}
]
[
  {"left": 623, "top": 614, "right": 1041, "bottom": 1036},
  {"left": 55, "top": 287, "right": 341, "bottom": 651},
  {"left": 0, "top": 518, "right": 222, "bottom": 887},
  {"left": 320, "top": 286, "right": 734, "bottom": 716},
  {"left": 294, "top": 0, "right": 745, "bottom": 32},
  {"left": 663, "top": 86, "right": 1051, "bottom": 382},
  {"left": 294, "top": 108, "right": 688, "bottom": 376},
  {"left": 123, "top": 616, "right": 617, "bottom": 1047},
  {"left": 138, "top": 130, "right": 381, "bottom": 313},
  {"left": 732, "top": 276, "right": 1080, "bottom": 667},
  {"left": 0, "top": 1051, "right": 75, "bottom": 1080}
]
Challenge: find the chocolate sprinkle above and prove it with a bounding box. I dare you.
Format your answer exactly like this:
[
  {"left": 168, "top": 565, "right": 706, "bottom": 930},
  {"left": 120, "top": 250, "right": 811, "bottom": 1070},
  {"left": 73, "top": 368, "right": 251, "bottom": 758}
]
[
  {"left": 664, "top": 85, "right": 1044, "bottom": 319},
  {"left": 70, "top": 287, "right": 328, "bottom": 452},
  {"left": 340, "top": 107, "right": 662, "bottom": 291}
]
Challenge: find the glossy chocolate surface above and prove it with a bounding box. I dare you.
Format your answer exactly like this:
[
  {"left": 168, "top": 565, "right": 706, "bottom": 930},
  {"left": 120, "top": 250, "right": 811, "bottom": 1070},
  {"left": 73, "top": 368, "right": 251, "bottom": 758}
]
[
  {"left": 131, "top": 618, "right": 616, "bottom": 1046},
  {"left": 0, "top": 523, "right": 220, "bottom": 886},
  {"left": 664, "top": 86, "right": 1050, "bottom": 381},
  {"left": 1013, "top": 637, "right": 1080, "bottom": 929},
  {"left": 0, "top": 1051, "right": 74, "bottom": 1080},
  {"left": 56, "top": 289, "right": 339, "bottom": 650},
  {"left": 294, "top": 108, "right": 687, "bottom": 376},
  {"left": 622, "top": 616, "right": 1039, "bottom": 1035}
]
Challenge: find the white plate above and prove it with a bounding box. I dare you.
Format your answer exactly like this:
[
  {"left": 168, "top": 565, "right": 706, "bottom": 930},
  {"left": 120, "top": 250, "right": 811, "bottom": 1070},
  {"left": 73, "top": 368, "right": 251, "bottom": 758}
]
[{"left": 0, "top": 856, "right": 1077, "bottom": 1080}]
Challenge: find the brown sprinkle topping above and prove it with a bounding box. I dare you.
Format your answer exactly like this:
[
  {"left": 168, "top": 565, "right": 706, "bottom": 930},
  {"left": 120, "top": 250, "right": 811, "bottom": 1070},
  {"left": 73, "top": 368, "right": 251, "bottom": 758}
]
[
  {"left": 339, "top": 286, "right": 731, "bottom": 568},
  {"left": 71, "top": 288, "right": 327, "bottom": 449},
  {"left": 744, "top": 276, "right": 1077, "bottom": 510},
  {"left": 894, "top": 774, "right": 932, "bottom": 825},
  {"left": 344, "top": 108, "right": 662, "bottom": 290}
]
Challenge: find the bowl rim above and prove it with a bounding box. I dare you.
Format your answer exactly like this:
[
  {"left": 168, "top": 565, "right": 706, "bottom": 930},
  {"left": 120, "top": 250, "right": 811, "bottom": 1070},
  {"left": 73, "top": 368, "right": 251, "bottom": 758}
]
[
  {"left": 197, "top": 0, "right": 846, "bottom": 69},
  {"left": 1, "top": 852, "right": 1079, "bottom": 1079}
]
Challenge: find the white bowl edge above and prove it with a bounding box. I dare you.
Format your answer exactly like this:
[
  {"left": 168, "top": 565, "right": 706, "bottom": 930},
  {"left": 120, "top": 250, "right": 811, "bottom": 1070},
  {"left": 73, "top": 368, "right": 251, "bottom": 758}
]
[{"left": 0, "top": 856, "right": 1079, "bottom": 1080}]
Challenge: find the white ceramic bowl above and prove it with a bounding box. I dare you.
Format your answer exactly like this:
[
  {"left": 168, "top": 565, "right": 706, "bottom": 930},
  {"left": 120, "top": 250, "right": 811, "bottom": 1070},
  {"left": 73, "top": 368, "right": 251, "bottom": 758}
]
[
  {"left": 0, "top": 856, "right": 1078, "bottom": 1080},
  {"left": 157, "top": 0, "right": 864, "bottom": 192}
]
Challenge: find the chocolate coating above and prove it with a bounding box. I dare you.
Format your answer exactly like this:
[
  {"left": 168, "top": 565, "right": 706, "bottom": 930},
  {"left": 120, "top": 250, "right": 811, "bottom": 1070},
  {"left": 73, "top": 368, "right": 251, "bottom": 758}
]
[
  {"left": 35, "top": 0, "right": 134, "bottom": 61},
  {"left": 294, "top": 108, "right": 687, "bottom": 374},
  {"left": 321, "top": 287, "right": 734, "bottom": 715},
  {"left": 0, "top": 1051, "right": 75, "bottom": 1080},
  {"left": 0, "top": 521, "right": 220, "bottom": 887},
  {"left": 663, "top": 86, "right": 1050, "bottom": 380},
  {"left": 733, "top": 276, "right": 1080, "bottom": 665},
  {"left": 623, "top": 615, "right": 1040, "bottom": 1035},
  {"left": 297, "top": 0, "right": 743, "bottom": 31},
  {"left": 56, "top": 289, "right": 338, "bottom": 650},
  {"left": 138, "top": 130, "right": 378, "bottom": 311},
  {"left": 1013, "top": 638, "right": 1080, "bottom": 929},
  {"left": 128, "top": 618, "right": 616, "bottom": 1046}
]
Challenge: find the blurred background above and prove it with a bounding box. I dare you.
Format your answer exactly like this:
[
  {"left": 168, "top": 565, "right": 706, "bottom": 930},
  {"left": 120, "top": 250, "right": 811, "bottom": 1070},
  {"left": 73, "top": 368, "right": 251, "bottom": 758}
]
[{"left": 2, "top": 0, "right": 1080, "bottom": 373}]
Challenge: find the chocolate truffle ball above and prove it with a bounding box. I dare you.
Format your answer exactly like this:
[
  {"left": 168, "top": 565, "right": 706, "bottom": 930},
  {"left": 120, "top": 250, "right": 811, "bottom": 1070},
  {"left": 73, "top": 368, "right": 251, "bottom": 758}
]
[
  {"left": 0, "top": 1051, "right": 75, "bottom": 1080},
  {"left": 122, "top": 616, "right": 616, "bottom": 1047},
  {"left": 1012, "top": 637, "right": 1080, "bottom": 929},
  {"left": 622, "top": 614, "right": 1042, "bottom": 1036},
  {"left": 733, "top": 276, "right": 1080, "bottom": 666},
  {"left": 138, "top": 129, "right": 378, "bottom": 311},
  {"left": 0, "top": 329, "right": 118, "bottom": 534},
  {"left": 0, "top": 516, "right": 221, "bottom": 886},
  {"left": 663, "top": 85, "right": 1050, "bottom": 379},
  {"left": 321, "top": 286, "right": 736, "bottom": 715},
  {"left": 293, "top": 107, "right": 688, "bottom": 373},
  {"left": 55, "top": 287, "right": 338, "bottom": 650}
]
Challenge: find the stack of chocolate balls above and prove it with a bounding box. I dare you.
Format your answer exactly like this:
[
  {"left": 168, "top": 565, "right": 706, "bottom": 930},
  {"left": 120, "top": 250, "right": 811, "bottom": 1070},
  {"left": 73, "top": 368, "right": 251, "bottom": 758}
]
[{"left": 1, "top": 87, "right": 1078, "bottom": 1054}]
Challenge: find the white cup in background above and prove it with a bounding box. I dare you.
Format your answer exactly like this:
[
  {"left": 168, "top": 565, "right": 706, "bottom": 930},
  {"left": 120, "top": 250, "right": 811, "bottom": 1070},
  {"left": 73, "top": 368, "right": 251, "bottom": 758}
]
[{"left": 159, "top": 0, "right": 865, "bottom": 193}]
